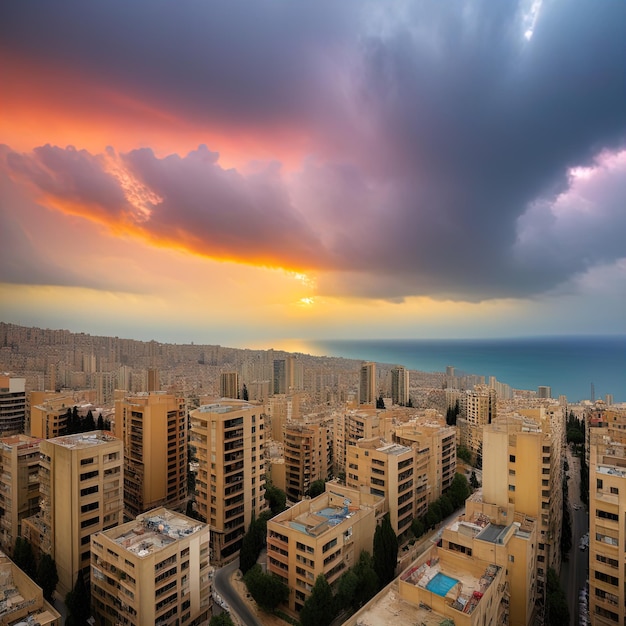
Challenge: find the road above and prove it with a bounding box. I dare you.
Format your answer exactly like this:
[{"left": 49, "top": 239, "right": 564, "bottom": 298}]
[
  {"left": 213, "top": 558, "right": 263, "bottom": 626},
  {"left": 560, "top": 447, "right": 589, "bottom": 626}
]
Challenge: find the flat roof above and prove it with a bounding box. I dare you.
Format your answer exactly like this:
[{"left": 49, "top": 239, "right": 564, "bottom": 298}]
[
  {"left": 108, "top": 511, "right": 206, "bottom": 557},
  {"left": 197, "top": 402, "right": 255, "bottom": 414},
  {"left": 48, "top": 431, "right": 118, "bottom": 449},
  {"left": 477, "top": 524, "right": 509, "bottom": 544},
  {"left": 377, "top": 443, "right": 412, "bottom": 456}
]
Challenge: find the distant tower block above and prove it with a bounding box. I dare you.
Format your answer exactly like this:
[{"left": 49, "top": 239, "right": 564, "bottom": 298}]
[
  {"left": 147, "top": 368, "right": 160, "bottom": 392},
  {"left": 359, "top": 362, "right": 376, "bottom": 406},
  {"left": 591, "top": 382, "right": 595, "bottom": 402},
  {"left": 605, "top": 394, "right": 614, "bottom": 406},
  {"left": 537, "top": 386, "right": 552, "bottom": 399},
  {"left": 220, "top": 371, "right": 239, "bottom": 399}
]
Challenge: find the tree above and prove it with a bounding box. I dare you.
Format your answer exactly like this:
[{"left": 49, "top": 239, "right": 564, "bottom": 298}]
[
  {"left": 241, "top": 384, "right": 249, "bottom": 401},
  {"left": 306, "top": 479, "right": 325, "bottom": 498},
  {"left": 545, "top": 568, "right": 570, "bottom": 626},
  {"left": 36, "top": 554, "right": 59, "bottom": 602},
  {"left": 239, "top": 515, "right": 261, "bottom": 575},
  {"left": 352, "top": 551, "right": 378, "bottom": 609},
  {"left": 13, "top": 537, "right": 36, "bottom": 578},
  {"left": 457, "top": 445, "right": 472, "bottom": 464},
  {"left": 373, "top": 513, "right": 398, "bottom": 587},
  {"left": 448, "top": 473, "right": 471, "bottom": 509},
  {"left": 299, "top": 574, "right": 334, "bottom": 626},
  {"left": 376, "top": 395, "right": 385, "bottom": 409},
  {"left": 96, "top": 413, "right": 104, "bottom": 430},
  {"left": 210, "top": 613, "right": 235, "bottom": 626},
  {"left": 264, "top": 482, "right": 287, "bottom": 515},
  {"left": 84, "top": 409, "right": 96, "bottom": 431},
  {"left": 407, "top": 397, "right": 413, "bottom": 407},
  {"left": 335, "top": 569, "right": 359, "bottom": 612},
  {"left": 65, "top": 571, "right": 91, "bottom": 625},
  {"left": 437, "top": 494, "right": 454, "bottom": 518},
  {"left": 243, "top": 565, "right": 289, "bottom": 612},
  {"left": 469, "top": 471, "right": 480, "bottom": 490},
  {"left": 411, "top": 517, "right": 425, "bottom": 539}
]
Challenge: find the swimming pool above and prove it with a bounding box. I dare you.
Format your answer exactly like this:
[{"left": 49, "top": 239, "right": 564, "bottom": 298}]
[{"left": 426, "top": 572, "right": 459, "bottom": 596}]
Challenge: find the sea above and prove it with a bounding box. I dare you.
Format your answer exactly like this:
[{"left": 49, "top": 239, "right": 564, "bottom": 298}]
[{"left": 268, "top": 335, "right": 626, "bottom": 404}]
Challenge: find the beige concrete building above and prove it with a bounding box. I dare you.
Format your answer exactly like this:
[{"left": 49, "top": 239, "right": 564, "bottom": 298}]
[
  {"left": 391, "top": 365, "right": 410, "bottom": 406},
  {"left": 588, "top": 428, "right": 626, "bottom": 625},
  {"left": 283, "top": 421, "right": 333, "bottom": 501},
  {"left": 0, "top": 549, "right": 61, "bottom": 625},
  {"left": 0, "top": 434, "right": 41, "bottom": 555},
  {"left": 359, "top": 362, "right": 376, "bottom": 406},
  {"left": 459, "top": 385, "right": 497, "bottom": 461},
  {"left": 482, "top": 406, "right": 565, "bottom": 602},
  {"left": 189, "top": 400, "right": 267, "bottom": 565},
  {"left": 91, "top": 507, "right": 211, "bottom": 626},
  {"left": 22, "top": 431, "right": 124, "bottom": 596},
  {"left": 267, "top": 486, "right": 383, "bottom": 614},
  {"left": 346, "top": 439, "right": 416, "bottom": 536},
  {"left": 30, "top": 394, "right": 74, "bottom": 439},
  {"left": 394, "top": 418, "right": 457, "bottom": 513},
  {"left": 220, "top": 371, "right": 240, "bottom": 400},
  {"left": 0, "top": 375, "right": 26, "bottom": 436},
  {"left": 115, "top": 392, "right": 188, "bottom": 517}
]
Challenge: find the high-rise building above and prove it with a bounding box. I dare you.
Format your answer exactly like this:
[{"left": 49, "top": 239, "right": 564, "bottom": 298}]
[
  {"left": 22, "top": 431, "right": 124, "bottom": 596},
  {"left": 537, "top": 386, "right": 552, "bottom": 399},
  {"left": 273, "top": 359, "right": 287, "bottom": 395},
  {"left": 458, "top": 384, "right": 497, "bottom": 461},
  {"left": 267, "top": 486, "right": 382, "bottom": 614},
  {"left": 147, "top": 367, "right": 160, "bottom": 392},
  {"left": 482, "top": 406, "right": 565, "bottom": 602},
  {"left": 30, "top": 394, "right": 73, "bottom": 439},
  {"left": 359, "top": 362, "right": 376, "bottom": 406},
  {"left": 189, "top": 400, "right": 267, "bottom": 564},
  {"left": 220, "top": 371, "right": 240, "bottom": 399},
  {"left": 91, "top": 507, "right": 211, "bottom": 626},
  {"left": 115, "top": 392, "right": 188, "bottom": 518},
  {"left": 0, "top": 375, "right": 26, "bottom": 436},
  {"left": 0, "top": 435, "right": 41, "bottom": 555},
  {"left": 346, "top": 439, "right": 416, "bottom": 536},
  {"left": 283, "top": 422, "right": 333, "bottom": 501},
  {"left": 391, "top": 365, "right": 410, "bottom": 406},
  {"left": 588, "top": 428, "right": 626, "bottom": 625}
]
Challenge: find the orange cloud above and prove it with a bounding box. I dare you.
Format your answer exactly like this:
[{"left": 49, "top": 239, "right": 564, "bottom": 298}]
[{"left": 1, "top": 56, "right": 310, "bottom": 170}]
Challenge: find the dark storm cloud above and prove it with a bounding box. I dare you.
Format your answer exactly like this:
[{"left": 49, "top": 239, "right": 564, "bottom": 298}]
[{"left": 2, "top": 0, "right": 625, "bottom": 300}]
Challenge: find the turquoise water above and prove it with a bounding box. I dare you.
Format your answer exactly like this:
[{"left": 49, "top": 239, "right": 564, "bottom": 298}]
[
  {"left": 426, "top": 572, "right": 459, "bottom": 596},
  {"left": 280, "top": 336, "right": 625, "bottom": 403}
]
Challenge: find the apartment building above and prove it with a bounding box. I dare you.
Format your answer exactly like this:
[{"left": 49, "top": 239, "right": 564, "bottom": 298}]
[
  {"left": 391, "top": 365, "right": 410, "bottom": 406},
  {"left": 115, "top": 392, "right": 187, "bottom": 518},
  {"left": 267, "top": 487, "right": 382, "bottom": 614},
  {"left": 21, "top": 431, "right": 124, "bottom": 596},
  {"left": 189, "top": 400, "right": 267, "bottom": 565},
  {"left": 91, "top": 507, "right": 211, "bottom": 626},
  {"left": 359, "top": 362, "right": 376, "bottom": 406},
  {"left": 482, "top": 406, "right": 565, "bottom": 602},
  {"left": 458, "top": 385, "right": 497, "bottom": 462},
  {"left": 0, "top": 375, "right": 26, "bottom": 436},
  {"left": 30, "top": 394, "right": 75, "bottom": 439},
  {"left": 394, "top": 417, "right": 457, "bottom": 513},
  {"left": 0, "top": 434, "right": 41, "bottom": 555},
  {"left": 0, "top": 549, "right": 61, "bottom": 625},
  {"left": 283, "top": 421, "right": 333, "bottom": 501},
  {"left": 220, "top": 371, "right": 240, "bottom": 400},
  {"left": 346, "top": 439, "right": 415, "bottom": 536},
  {"left": 588, "top": 428, "right": 626, "bottom": 625}
]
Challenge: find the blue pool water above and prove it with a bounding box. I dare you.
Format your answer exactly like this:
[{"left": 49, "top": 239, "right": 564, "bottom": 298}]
[{"left": 426, "top": 572, "right": 459, "bottom": 596}]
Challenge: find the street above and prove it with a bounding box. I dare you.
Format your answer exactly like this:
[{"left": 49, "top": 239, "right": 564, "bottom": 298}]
[
  {"left": 213, "top": 558, "right": 263, "bottom": 626},
  {"left": 560, "top": 447, "right": 589, "bottom": 626}
]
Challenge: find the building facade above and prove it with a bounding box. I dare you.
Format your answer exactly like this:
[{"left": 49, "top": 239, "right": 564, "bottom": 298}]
[
  {"left": 0, "top": 375, "right": 26, "bottom": 436},
  {"left": 220, "top": 371, "right": 240, "bottom": 400},
  {"left": 0, "top": 434, "right": 41, "bottom": 555},
  {"left": 359, "top": 362, "right": 376, "bottom": 406},
  {"left": 391, "top": 366, "right": 410, "bottom": 406},
  {"left": 115, "top": 392, "right": 187, "bottom": 518},
  {"left": 22, "top": 431, "right": 124, "bottom": 596},
  {"left": 189, "top": 400, "right": 267, "bottom": 564},
  {"left": 91, "top": 507, "right": 211, "bottom": 626},
  {"left": 283, "top": 422, "right": 333, "bottom": 501},
  {"left": 267, "top": 487, "right": 382, "bottom": 614}
]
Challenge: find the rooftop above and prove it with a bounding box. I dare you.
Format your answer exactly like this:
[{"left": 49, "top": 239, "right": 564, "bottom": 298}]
[
  {"left": 197, "top": 401, "right": 255, "bottom": 414},
  {"left": 106, "top": 509, "right": 206, "bottom": 557},
  {"left": 48, "top": 430, "right": 118, "bottom": 449},
  {"left": 377, "top": 442, "right": 412, "bottom": 456}
]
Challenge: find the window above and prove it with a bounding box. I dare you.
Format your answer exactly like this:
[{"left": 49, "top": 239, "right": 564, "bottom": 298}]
[
  {"left": 610, "top": 486, "right": 619, "bottom": 495},
  {"left": 509, "top": 455, "right": 516, "bottom": 463}
]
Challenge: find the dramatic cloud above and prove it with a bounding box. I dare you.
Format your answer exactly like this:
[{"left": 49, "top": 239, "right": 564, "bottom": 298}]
[{"left": 1, "top": 0, "right": 625, "bottom": 305}]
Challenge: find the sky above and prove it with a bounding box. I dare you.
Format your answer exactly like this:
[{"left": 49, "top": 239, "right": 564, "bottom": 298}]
[{"left": 1, "top": 0, "right": 625, "bottom": 347}]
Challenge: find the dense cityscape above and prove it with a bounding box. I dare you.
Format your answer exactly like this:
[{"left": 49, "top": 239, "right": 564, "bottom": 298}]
[{"left": 0, "top": 321, "right": 623, "bottom": 626}]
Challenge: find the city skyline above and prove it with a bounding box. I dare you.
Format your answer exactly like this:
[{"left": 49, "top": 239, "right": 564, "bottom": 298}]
[{"left": 1, "top": 1, "right": 625, "bottom": 346}]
